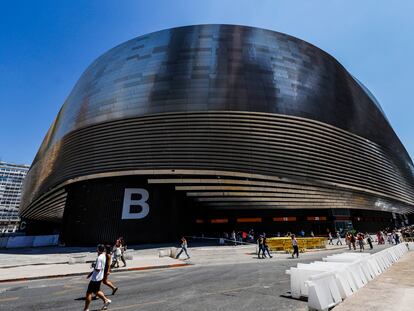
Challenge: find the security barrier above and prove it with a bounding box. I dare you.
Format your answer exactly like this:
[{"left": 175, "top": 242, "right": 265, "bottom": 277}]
[
  {"left": 286, "top": 243, "right": 410, "bottom": 311},
  {"left": 267, "top": 237, "right": 326, "bottom": 252}
]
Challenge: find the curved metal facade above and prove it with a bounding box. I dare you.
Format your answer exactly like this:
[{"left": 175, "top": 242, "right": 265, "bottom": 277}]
[{"left": 21, "top": 25, "right": 414, "bottom": 229}]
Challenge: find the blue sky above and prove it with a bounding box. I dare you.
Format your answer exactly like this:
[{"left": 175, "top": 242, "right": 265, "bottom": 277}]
[{"left": 1, "top": 0, "right": 413, "bottom": 164}]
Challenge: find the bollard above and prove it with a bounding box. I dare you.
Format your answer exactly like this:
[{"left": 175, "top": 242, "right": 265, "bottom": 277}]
[
  {"left": 170, "top": 247, "right": 178, "bottom": 259},
  {"left": 158, "top": 249, "right": 171, "bottom": 258},
  {"left": 68, "top": 254, "right": 87, "bottom": 264}
]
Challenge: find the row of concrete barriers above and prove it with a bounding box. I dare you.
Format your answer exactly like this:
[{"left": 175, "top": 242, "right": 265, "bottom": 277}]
[
  {"left": 286, "top": 243, "right": 411, "bottom": 311},
  {"left": 0, "top": 234, "right": 59, "bottom": 248}
]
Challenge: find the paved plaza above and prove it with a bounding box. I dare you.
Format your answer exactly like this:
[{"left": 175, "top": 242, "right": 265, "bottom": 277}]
[{"left": 0, "top": 243, "right": 405, "bottom": 310}]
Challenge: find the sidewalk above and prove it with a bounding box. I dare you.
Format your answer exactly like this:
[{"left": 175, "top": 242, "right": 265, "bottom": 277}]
[
  {"left": 333, "top": 250, "right": 414, "bottom": 311},
  {"left": 0, "top": 243, "right": 346, "bottom": 283}
]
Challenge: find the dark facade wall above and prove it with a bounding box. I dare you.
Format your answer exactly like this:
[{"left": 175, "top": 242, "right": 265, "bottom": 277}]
[
  {"left": 58, "top": 175, "right": 397, "bottom": 245},
  {"left": 62, "top": 177, "right": 190, "bottom": 245}
]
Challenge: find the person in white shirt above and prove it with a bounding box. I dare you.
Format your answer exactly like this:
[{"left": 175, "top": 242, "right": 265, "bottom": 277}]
[
  {"left": 83, "top": 244, "right": 111, "bottom": 311},
  {"left": 336, "top": 231, "right": 343, "bottom": 245},
  {"left": 291, "top": 234, "right": 299, "bottom": 258}
]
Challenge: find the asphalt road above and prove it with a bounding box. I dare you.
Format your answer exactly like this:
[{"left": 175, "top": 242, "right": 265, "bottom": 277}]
[{"left": 0, "top": 246, "right": 388, "bottom": 311}]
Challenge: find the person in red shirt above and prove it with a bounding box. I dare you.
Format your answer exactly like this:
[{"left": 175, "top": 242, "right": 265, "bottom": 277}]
[{"left": 357, "top": 233, "right": 365, "bottom": 252}]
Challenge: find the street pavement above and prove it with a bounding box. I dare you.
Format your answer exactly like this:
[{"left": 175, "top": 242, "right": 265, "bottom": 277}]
[{"left": 0, "top": 243, "right": 391, "bottom": 310}]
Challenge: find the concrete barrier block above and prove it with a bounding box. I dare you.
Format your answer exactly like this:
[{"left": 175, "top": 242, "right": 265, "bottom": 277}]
[
  {"left": 170, "top": 247, "right": 178, "bottom": 258},
  {"left": 304, "top": 262, "right": 356, "bottom": 299},
  {"left": 158, "top": 249, "right": 171, "bottom": 258},
  {"left": 287, "top": 267, "right": 324, "bottom": 298},
  {"left": 68, "top": 255, "right": 87, "bottom": 264},
  {"left": 306, "top": 271, "right": 342, "bottom": 311}
]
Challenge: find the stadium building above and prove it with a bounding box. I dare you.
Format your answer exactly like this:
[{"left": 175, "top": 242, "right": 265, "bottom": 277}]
[{"left": 20, "top": 25, "right": 414, "bottom": 245}]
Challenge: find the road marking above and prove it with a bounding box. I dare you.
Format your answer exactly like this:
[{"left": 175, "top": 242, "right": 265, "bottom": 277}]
[
  {"left": 0, "top": 296, "right": 19, "bottom": 302},
  {"left": 198, "top": 284, "right": 260, "bottom": 298},
  {"left": 110, "top": 299, "right": 166, "bottom": 310},
  {"left": 52, "top": 285, "right": 82, "bottom": 296}
]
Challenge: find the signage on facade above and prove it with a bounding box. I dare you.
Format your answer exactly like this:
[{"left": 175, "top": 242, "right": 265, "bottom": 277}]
[{"left": 121, "top": 188, "right": 150, "bottom": 219}]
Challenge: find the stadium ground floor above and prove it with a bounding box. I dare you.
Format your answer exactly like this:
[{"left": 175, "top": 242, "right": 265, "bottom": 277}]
[{"left": 23, "top": 175, "right": 409, "bottom": 245}]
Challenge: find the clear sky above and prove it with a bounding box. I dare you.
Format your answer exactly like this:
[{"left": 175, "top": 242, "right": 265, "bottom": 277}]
[{"left": 1, "top": 0, "right": 413, "bottom": 165}]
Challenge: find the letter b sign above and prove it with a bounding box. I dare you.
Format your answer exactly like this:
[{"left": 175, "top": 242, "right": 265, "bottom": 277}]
[{"left": 122, "top": 188, "right": 150, "bottom": 220}]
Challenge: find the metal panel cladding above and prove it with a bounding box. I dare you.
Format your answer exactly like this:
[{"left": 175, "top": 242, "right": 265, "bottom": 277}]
[{"left": 20, "top": 24, "right": 414, "bottom": 220}]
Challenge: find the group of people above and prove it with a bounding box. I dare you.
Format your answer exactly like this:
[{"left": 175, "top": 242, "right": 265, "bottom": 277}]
[
  {"left": 111, "top": 237, "right": 127, "bottom": 268},
  {"left": 256, "top": 233, "right": 299, "bottom": 259},
  {"left": 400, "top": 225, "right": 414, "bottom": 239},
  {"left": 328, "top": 231, "right": 374, "bottom": 252},
  {"left": 222, "top": 229, "right": 256, "bottom": 245},
  {"left": 83, "top": 237, "right": 126, "bottom": 311},
  {"left": 376, "top": 229, "right": 403, "bottom": 245}
]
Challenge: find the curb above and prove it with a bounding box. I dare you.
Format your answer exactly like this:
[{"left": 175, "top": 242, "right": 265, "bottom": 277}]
[{"left": 0, "top": 262, "right": 192, "bottom": 283}]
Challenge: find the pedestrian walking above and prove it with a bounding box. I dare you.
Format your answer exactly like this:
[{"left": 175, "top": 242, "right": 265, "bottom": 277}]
[
  {"left": 83, "top": 244, "right": 111, "bottom": 311},
  {"left": 336, "top": 232, "right": 343, "bottom": 245},
  {"left": 350, "top": 233, "right": 356, "bottom": 250},
  {"left": 263, "top": 235, "right": 273, "bottom": 258},
  {"left": 328, "top": 232, "right": 334, "bottom": 245},
  {"left": 291, "top": 234, "right": 299, "bottom": 258},
  {"left": 111, "top": 239, "right": 122, "bottom": 268},
  {"left": 376, "top": 232, "right": 382, "bottom": 245},
  {"left": 257, "top": 235, "right": 265, "bottom": 259},
  {"left": 119, "top": 237, "right": 127, "bottom": 267},
  {"left": 357, "top": 233, "right": 365, "bottom": 252},
  {"left": 345, "top": 233, "right": 351, "bottom": 250},
  {"left": 231, "top": 230, "right": 237, "bottom": 246},
  {"left": 310, "top": 231, "right": 315, "bottom": 238},
  {"left": 176, "top": 237, "right": 190, "bottom": 259},
  {"left": 387, "top": 233, "right": 393, "bottom": 244},
  {"left": 366, "top": 234, "right": 373, "bottom": 250},
  {"left": 381, "top": 231, "right": 387, "bottom": 244},
  {"left": 103, "top": 245, "right": 118, "bottom": 295},
  {"left": 394, "top": 231, "right": 401, "bottom": 244}
]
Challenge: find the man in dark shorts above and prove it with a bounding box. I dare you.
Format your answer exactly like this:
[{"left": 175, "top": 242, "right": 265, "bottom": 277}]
[{"left": 84, "top": 244, "right": 111, "bottom": 311}]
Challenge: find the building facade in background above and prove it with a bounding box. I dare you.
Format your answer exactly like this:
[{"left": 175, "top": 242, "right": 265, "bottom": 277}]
[
  {"left": 0, "top": 161, "right": 29, "bottom": 233},
  {"left": 20, "top": 25, "right": 414, "bottom": 245}
]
